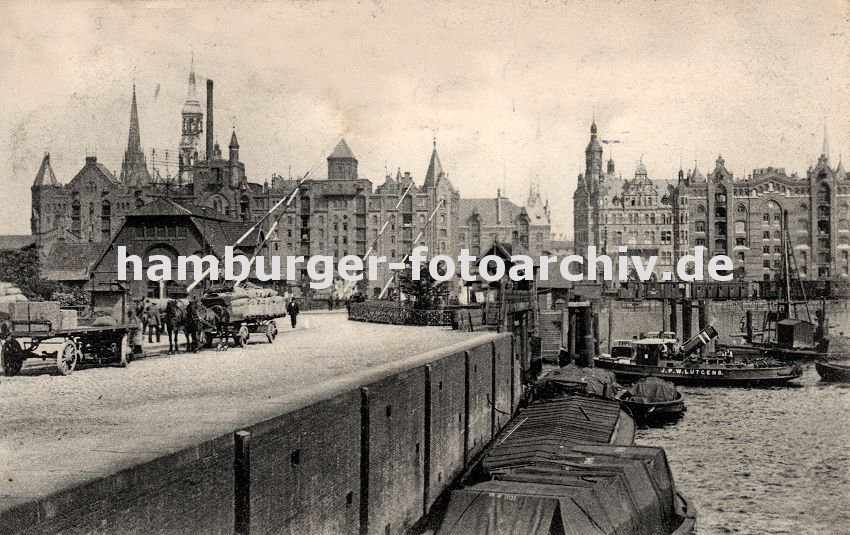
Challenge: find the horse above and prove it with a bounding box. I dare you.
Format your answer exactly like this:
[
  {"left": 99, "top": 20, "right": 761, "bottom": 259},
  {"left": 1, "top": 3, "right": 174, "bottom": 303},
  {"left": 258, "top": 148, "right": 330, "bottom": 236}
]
[
  {"left": 192, "top": 303, "right": 231, "bottom": 351},
  {"left": 164, "top": 299, "right": 186, "bottom": 354}
]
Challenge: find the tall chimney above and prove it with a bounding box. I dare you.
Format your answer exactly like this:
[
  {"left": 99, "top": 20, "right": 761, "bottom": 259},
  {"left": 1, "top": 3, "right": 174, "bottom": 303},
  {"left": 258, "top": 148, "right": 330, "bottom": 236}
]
[{"left": 206, "top": 79, "right": 214, "bottom": 161}]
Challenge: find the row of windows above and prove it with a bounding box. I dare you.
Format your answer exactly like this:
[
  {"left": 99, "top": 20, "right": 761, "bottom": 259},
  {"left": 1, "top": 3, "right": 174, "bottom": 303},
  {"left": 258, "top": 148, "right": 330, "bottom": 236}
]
[{"left": 133, "top": 225, "right": 189, "bottom": 239}]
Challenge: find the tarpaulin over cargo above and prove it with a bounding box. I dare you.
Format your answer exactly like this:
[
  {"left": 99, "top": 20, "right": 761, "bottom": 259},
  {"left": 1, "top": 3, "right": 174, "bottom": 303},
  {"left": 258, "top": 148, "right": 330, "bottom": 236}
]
[
  {"left": 439, "top": 445, "right": 684, "bottom": 535},
  {"left": 624, "top": 377, "right": 678, "bottom": 403},
  {"left": 436, "top": 477, "right": 651, "bottom": 535},
  {"left": 436, "top": 485, "right": 558, "bottom": 535},
  {"left": 533, "top": 364, "right": 619, "bottom": 399},
  {"left": 483, "top": 397, "right": 632, "bottom": 474},
  {"left": 573, "top": 444, "right": 677, "bottom": 529},
  {"left": 504, "top": 448, "right": 675, "bottom": 534}
]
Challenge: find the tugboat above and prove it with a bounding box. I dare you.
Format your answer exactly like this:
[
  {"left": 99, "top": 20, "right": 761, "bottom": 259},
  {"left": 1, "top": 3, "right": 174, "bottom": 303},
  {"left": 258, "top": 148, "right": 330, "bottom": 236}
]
[
  {"left": 720, "top": 212, "right": 831, "bottom": 361},
  {"left": 596, "top": 325, "right": 803, "bottom": 387},
  {"left": 815, "top": 361, "right": 850, "bottom": 382}
]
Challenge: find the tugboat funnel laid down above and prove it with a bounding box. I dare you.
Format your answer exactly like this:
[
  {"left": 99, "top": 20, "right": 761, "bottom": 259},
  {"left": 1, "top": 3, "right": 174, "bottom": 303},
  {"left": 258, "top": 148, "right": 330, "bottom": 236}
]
[{"left": 680, "top": 325, "right": 719, "bottom": 357}]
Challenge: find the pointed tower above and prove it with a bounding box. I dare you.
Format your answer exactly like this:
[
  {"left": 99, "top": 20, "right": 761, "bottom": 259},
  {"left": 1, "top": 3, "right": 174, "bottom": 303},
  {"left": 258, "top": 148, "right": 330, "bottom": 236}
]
[
  {"left": 581, "top": 120, "right": 604, "bottom": 249},
  {"left": 31, "top": 153, "right": 60, "bottom": 235},
  {"left": 835, "top": 156, "right": 846, "bottom": 179},
  {"left": 120, "top": 83, "right": 152, "bottom": 185},
  {"left": 424, "top": 137, "right": 445, "bottom": 188},
  {"left": 821, "top": 123, "right": 830, "bottom": 160},
  {"left": 228, "top": 128, "right": 244, "bottom": 187},
  {"left": 585, "top": 121, "right": 603, "bottom": 188},
  {"left": 33, "top": 153, "right": 58, "bottom": 188},
  {"left": 229, "top": 128, "right": 240, "bottom": 163},
  {"left": 327, "top": 138, "right": 357, "bottom": 180},
  {"left": 689, "top": 160, "right": 704, "bottom": 183},
  {"left": 179, "top": 57, "right": 203, "bottom": 172}
]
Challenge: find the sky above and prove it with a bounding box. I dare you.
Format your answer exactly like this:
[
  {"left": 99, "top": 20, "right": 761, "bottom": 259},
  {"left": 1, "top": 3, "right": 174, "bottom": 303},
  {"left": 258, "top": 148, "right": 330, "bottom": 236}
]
[{"left": 2, "top": 0, "right": 848, "bottom": 237}]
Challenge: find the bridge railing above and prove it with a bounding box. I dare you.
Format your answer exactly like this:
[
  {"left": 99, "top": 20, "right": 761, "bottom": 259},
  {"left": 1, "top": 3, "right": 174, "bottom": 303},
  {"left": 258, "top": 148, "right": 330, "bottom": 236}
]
[{"left": 347, "top": 301, "right": 454, "bottom": 326}]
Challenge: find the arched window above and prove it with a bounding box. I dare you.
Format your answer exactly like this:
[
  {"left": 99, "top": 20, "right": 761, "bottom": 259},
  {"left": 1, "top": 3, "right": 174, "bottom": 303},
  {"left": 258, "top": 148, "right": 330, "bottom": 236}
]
[
  {"left": 470, "top": 217, "right": 481, "bottom": 256},
  {"left": 71, "top": 200, "right": 81, "bottom": 235},
  {"left": 240, "top": 196, "right": 250, "bottom": 221},
  {"left": 518, "top": 216, "right": 529, "bottom": 248},
  {"left": 101, "top": 200, "right": 111, "bottom": 240},
  {"left": 817, "top": 183, "right": 830, "bottom": 204}
]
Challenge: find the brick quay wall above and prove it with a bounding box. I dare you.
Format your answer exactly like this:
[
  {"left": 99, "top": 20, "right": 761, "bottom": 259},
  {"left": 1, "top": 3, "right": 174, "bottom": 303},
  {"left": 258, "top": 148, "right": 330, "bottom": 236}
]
[
  {"left": 598, "top": 298, "right": 850, "bottom": 348},
  {"left": 0, "top": 330, "right": 517, "bottom": 535}
]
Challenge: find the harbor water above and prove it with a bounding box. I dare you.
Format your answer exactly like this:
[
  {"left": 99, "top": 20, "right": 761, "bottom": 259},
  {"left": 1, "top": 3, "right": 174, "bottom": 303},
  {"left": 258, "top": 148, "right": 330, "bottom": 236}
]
[{"left": 636, "top": 364, "right": 850, "bottom": 534}]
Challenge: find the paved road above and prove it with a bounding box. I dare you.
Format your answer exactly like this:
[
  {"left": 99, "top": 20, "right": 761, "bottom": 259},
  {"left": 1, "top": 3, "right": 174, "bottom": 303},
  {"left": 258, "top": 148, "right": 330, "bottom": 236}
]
[{"left": 0, "top": 312, "right": 495, "bottom": 508}]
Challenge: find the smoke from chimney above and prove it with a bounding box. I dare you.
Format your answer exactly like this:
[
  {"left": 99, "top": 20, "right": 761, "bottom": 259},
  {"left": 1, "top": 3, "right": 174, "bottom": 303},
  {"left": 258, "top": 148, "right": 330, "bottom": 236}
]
[{"left": 206, "top": 79, "right": 214, "bottom": 161}]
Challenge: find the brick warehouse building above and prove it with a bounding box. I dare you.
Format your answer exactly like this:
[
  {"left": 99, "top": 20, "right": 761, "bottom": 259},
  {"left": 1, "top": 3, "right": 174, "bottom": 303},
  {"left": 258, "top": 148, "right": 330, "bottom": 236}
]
[
  {"left": 29, "top": 60, "right": 550, "bottom": 296},
  {"left": 574, "top": 122, "right": 850, "bottom": 283}
]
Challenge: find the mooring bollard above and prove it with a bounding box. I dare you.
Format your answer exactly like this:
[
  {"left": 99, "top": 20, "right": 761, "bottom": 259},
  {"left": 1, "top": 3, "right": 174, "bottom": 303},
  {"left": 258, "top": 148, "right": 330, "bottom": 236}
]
[
  {"left": 682, "top": 300, "right": 693, "bottom": 342},
  {"left": 592, "top": 311, "right": 600, "bottom": 364},
  {"left": 234, "top": 430, "right": 251, "bottom": 535},
  {"left": 567, "top": 309, "right": 577, "bottom": 365},
  {"left": 669, "top": 298, "right": 678, "bottom": 336},
  {"left": 745, "top": 310, "right": 754, "bottom": 343},
  {"left": 582, "top": 306, "right": 595, "bottom": 367},
  {"left": 698, "top": 300, "right": 709, "bottom": 356}
]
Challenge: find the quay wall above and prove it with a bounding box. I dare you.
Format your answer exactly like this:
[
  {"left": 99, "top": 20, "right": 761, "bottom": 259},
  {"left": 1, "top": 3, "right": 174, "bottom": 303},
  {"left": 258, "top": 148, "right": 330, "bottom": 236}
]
[
  {"left": 597, "top": 298, "right": 850, "bottom": 348},
  {"left": 0, "top": 333, "right": 516, "bottom": 535}
]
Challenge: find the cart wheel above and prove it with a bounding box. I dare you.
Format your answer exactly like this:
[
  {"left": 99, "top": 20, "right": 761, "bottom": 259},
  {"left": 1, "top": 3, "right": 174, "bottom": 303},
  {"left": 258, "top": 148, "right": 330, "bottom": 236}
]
[
  {"left": 1, "top": 338, "right": 23, "bottom": 377},
  {"left": 56, "top": 341, "right": 78, "bottom": 376},
  {"left": 266, "top": 320, "right": 278, "bottom": 343},
  {"left": 118, "top": 334, "right": 130, "bottom": 367},
  {"left": 237, "top": 325, "right": 249, "bottom": 347}
]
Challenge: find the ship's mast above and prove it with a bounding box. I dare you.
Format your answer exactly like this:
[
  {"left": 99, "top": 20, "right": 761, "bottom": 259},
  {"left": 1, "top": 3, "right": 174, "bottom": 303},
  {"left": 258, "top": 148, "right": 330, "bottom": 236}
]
[
  {"left": 781, "top": 210, "right": 792, "bottom": 320},
  {"left": 781, "top": 209, "right": 812, "bottom": 323}
]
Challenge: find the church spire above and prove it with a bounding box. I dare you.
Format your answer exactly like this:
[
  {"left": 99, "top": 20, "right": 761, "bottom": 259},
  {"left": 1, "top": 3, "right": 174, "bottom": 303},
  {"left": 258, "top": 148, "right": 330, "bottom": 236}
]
[
  {"left": 179, "top": 55, "right": 203, "bottom": 172},
  {"left": 120, "top": 82, "right": 151, "bottom": 185},
  {"left": 424, "top": 136, "right": 444, "bottom": 188},
  {"left": 128, "top": 83, "right": 141, "bottom": 152},
  {"left": 185, "top": 55, "right": 199, "bottom": 108},
  {"left": 33, "top": 153, "right": 58, "bottom": 187},
  {"left": 822, "top": 122, "right": 830, "bottom": 160}
]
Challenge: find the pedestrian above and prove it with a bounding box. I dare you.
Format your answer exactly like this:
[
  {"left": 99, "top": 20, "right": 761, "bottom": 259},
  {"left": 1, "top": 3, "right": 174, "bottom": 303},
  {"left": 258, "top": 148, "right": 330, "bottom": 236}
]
[
  {"left": 146, "top": 300, "right": 161, "bottom": 343},
  {"left": 328, "top": 293, "right": 334, "bottom": 311},
  {"left": 140, "top": 300, "right": 149, "bottom": 337},
  {"left": 127, "top": 304, "right": 143, "bottom": 356},
  {"left": 287, "top": 299, "right": 300, "bottom": 329}
]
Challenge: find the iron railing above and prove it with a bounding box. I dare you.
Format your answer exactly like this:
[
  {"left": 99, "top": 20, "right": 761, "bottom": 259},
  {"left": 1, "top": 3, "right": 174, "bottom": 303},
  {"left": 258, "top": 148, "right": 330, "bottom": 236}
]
[{"left": 347, "top": 301, "right": 454, "bottom": 326}]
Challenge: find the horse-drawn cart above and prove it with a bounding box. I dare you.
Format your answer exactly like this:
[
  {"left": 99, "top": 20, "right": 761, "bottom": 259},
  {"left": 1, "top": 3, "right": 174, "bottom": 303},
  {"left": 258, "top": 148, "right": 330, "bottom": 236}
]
[
  {"left": 195, "top": 295, "right": 283, "bottom": 349},
  {"left": 0, "top": 321, "right": 132, "bottom": 376},
  {"left": 201, "top": 314, "right": 280, "bottom": 348}
]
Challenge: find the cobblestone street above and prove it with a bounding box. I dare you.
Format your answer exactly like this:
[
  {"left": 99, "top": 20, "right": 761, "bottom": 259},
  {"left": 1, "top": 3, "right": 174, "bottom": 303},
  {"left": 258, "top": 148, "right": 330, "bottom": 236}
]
[{"left": 0, "top": 312, "right": 495, "bottom": 509}]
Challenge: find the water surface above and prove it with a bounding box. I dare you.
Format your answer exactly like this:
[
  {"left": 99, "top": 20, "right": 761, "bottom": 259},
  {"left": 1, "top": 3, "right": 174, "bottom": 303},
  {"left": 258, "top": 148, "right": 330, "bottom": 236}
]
[{"left": 637, "top": 365, "right": 850, "bottom": 534}]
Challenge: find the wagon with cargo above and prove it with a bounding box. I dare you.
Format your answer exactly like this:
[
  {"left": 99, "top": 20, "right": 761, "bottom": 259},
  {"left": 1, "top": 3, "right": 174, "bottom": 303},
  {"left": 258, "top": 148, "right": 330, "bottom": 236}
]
[{"left": 0, "top": 301, "right": 133, "bottom": 376}]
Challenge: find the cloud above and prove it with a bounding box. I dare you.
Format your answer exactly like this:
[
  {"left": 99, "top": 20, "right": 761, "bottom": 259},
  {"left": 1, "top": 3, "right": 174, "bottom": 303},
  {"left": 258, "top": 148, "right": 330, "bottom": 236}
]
[{"left": 1, "top": 0, "right": 848, "bottom": 236}]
